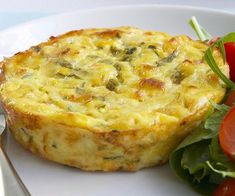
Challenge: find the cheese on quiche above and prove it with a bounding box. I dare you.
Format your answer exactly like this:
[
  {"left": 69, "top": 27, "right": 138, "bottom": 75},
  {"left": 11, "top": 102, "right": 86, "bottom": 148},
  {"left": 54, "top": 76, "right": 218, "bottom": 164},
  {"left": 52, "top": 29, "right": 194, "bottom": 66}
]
[{"left": 0, "top": 27, "right": 228, "bottom": 171}]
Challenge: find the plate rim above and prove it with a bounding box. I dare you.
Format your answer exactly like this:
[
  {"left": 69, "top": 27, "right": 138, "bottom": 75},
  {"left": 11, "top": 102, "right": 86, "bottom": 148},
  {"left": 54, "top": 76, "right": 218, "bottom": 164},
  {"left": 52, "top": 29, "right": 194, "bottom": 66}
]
[
  {"left": 1, "top": 4, "right": 234, "bottom": 196},
  {"left": 0, "top": 4, "right": 234, "bottom": 34}
]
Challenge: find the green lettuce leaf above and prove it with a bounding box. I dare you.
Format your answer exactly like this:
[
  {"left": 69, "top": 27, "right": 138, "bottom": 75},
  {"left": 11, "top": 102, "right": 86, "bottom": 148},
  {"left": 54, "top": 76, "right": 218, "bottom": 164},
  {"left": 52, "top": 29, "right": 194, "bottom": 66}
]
[
  {"left": 204, "top": 103, "right": 230, "bottom": 131},
  {"left": 209, "top": 137, "right": 229, "bottom": 164},
  {"left": 189, "top": 17, "right": 235, "bottom": 89},
  {"left": 169, "top": 104, "right": 233, "bottom": 195},
  {"left": 181, "top": 141, "right": 211, "bottom": 181},
  {"left": 173, "top": 16, "right": 235, "bottom": 196},
  {"left": 207, "top": 161, "right": 235, "bottom": 178},
  {"left": 204, "top": 32, "right": 235, "bottom": 90}
]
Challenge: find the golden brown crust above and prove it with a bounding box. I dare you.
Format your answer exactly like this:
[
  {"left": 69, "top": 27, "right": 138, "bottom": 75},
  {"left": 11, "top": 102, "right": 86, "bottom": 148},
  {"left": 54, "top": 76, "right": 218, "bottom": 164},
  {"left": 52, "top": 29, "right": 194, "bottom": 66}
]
[
  {"left": 0, "top": 26, "right": 228, "bottom": 171},
  {"left": 5, "top": 105, "right": 206, "bottom": 171},
  {"left": 139, "top": 78, "right": 165, "bottom": 90}
]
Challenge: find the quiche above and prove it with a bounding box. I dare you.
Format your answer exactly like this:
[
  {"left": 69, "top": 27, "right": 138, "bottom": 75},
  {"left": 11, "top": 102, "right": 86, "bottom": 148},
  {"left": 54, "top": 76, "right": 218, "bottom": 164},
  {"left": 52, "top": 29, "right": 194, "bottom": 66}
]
[{"left": 0, "top": 27, "right": 228, "bottom": 171}]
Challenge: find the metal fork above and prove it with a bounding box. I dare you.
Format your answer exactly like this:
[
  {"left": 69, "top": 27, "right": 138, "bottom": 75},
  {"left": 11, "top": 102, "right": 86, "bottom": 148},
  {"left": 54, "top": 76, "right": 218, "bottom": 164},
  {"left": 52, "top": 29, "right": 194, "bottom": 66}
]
[{"left": 0, "top": 122, "right": 31, "bottom": 196}]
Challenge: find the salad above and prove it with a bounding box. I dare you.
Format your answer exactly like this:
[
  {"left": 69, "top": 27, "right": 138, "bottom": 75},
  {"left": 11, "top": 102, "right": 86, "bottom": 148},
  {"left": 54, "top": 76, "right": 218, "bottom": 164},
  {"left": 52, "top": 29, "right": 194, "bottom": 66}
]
[{"left": 169, "top": 17, "right": 235, "bottom": 196}]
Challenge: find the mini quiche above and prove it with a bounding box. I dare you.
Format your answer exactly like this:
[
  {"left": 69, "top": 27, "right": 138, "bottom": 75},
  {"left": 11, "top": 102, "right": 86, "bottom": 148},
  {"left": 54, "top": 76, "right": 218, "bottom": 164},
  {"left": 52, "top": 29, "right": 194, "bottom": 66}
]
[{"left": 0, "top": 27, "right": 228, "bottom": 171}]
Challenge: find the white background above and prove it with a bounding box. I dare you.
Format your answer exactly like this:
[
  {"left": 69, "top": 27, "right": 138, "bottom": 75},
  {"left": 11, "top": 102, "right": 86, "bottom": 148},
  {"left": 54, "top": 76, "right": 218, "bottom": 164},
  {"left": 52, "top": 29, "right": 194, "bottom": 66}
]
[{"left": 1, "top": 0, "right": 235, "bottom": 12}]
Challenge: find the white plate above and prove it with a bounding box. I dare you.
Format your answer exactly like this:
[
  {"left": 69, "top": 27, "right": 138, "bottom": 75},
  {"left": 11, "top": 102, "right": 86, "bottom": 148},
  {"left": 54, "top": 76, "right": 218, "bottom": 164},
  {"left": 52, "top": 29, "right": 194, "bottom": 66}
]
[{"left": 0, "top": 5, "right": 235, "bottom": 196}]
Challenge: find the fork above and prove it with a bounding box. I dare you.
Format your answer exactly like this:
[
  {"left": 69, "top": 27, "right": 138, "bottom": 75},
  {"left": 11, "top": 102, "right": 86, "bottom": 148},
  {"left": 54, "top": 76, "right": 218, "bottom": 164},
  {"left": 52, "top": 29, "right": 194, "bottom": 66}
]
[{"left": 0, "top": 123, "right": 31, "bottom": 196}]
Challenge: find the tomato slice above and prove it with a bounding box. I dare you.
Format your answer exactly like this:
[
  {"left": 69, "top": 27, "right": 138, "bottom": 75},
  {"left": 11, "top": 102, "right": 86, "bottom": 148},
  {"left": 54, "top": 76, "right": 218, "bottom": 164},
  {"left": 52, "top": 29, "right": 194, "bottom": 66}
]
[
  {"left": 219, "top": 106, "right": 235, "bottom": 161},
  {"left": 213, "top": 178, "right": 235, "bottom": 196},
  {"left": 224, "top": 90, "right": 235, "bottom": 106},
  {"left": 224, "top": 42, "right": 235, "bottom": 83}
]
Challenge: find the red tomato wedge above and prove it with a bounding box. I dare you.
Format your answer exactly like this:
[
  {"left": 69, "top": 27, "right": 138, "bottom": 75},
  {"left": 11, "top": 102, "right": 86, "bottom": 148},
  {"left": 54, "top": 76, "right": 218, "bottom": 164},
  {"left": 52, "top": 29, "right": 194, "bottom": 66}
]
[
  {"left": 224, "top": 42, "right": 235, "bottom": 83},
  {"left": 219, "top": 106, "right": 235, "bottom": 162},
  {"left": 225, "top": 90, "right": 235, "bottom": 106},
  {"left": 213, "top": 178, "right": 235, "bottom": 196}
]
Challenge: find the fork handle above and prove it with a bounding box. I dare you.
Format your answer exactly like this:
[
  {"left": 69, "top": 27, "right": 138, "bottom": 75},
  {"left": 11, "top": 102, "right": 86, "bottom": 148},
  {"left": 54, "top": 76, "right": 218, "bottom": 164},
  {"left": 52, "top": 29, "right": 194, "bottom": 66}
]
[{"left": 0, "top": 147, "right": 31, "bottom": 196}]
